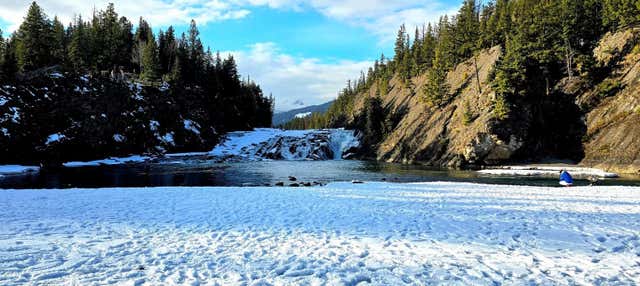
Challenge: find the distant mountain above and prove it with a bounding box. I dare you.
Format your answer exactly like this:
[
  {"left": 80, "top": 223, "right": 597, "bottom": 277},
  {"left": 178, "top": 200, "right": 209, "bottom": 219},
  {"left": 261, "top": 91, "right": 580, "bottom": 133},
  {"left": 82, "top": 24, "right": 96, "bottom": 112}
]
[{"left": 273, "top": 101, "right": 334, "bottom": 126}]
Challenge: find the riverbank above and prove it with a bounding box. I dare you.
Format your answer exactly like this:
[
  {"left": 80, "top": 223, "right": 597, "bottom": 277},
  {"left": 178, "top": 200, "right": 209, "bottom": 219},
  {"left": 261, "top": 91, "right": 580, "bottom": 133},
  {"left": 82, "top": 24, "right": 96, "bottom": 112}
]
[
  {"left": 1, "top": 181, "right": 639, "bottom": 284},
  {"left": 478, "top": 165, "right": 619, "bottom": 178}
]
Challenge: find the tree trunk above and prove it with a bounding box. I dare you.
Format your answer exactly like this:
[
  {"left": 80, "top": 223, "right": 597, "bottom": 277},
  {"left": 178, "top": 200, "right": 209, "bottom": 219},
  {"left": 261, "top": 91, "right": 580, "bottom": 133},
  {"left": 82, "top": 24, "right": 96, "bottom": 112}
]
[{"left": 474, "top": 55, "right": 482, "bottom": 94}]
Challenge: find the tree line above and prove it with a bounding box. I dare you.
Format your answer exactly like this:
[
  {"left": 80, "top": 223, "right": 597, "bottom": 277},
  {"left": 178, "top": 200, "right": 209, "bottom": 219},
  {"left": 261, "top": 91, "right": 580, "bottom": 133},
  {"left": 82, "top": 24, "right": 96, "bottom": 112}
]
[
  {"left": 283, "top": 0, "right": 639, "bottom": 151},
  {"left": 0, "top": 2, "right": 274, "bottom": 165}
]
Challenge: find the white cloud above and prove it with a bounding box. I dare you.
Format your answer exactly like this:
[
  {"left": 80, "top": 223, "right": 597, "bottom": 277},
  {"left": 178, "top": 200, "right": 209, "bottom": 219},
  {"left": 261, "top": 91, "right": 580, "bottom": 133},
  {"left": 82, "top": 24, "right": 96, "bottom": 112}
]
[
  {"left": 2, "top": 1, "right": 459, "bottom": 43},
  {"left": 224, "top": 42, "right": 371, "bottom": 112},
  {"left": 238, "top": 0, "right": 460, "bottom": 44},
  {"left": 0, "top": 0, "right": 250, "bottom": 33}
]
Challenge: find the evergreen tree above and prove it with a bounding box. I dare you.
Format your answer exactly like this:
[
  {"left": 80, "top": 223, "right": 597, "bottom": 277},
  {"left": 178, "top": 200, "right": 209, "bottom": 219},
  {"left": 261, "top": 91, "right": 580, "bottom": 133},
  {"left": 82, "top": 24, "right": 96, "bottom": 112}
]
[
  {"left": 51, "top": 17, "right": 66, "bottom": 66},
  {"left": 454, "top": 0, "right": 480, "bottom": 60},
  {"left": 603, "top": 0, "right": 640, "bottom": 30},
  {"left": 159, "top": 26, "right": 178, "bottom": 75},
  {"left": 68, "top": 15, "right": 90, "bottom": 70},
  {"left": 1, "top": 36, "right": 18, "bottom": 80},
  {"left": 15, "top": 2, "right": 53, "bottom": 72},
  {"left": 363, "top": 96, "right": 385, "bottom": 148},
  {"left": 140, "top": 29, "right": 160, "bottom": 82},
  {"left": 0, "top": 28, "right": 4, "bottom": 71},
  {"left": 132, "top": 17, "right": 151, "bottom": 73},
  {"left": 394, "top": 24, "right": 407, "bottom": 68},
  {"left": 187, "top": 20, "right": 205, "bottom": 83}
]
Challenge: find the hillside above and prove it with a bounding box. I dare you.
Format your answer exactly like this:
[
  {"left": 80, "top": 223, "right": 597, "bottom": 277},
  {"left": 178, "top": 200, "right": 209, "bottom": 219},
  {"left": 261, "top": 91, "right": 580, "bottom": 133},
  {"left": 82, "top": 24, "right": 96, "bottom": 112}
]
[
  {"left": 273, "top": 101, "right": 333, "bottom": 126},
  {"left": 574, "top": 28, "right": 640, "bottom": 174},
  {"left": 336, "top": 28, "right": 640, "bottom": 173},
  {"left": 296, "top": 0, "right": 640, "bottom": 174}
]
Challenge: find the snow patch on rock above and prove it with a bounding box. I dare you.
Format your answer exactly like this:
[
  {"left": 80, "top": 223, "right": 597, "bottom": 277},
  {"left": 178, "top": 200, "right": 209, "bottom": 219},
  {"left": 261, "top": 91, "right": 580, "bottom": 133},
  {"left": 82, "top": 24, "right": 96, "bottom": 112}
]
[
  {"left": 45, "top": 133, "right": 65, "bottom": 145},
  {"left": 183, "top": 119, "right": 200, "bottom": 135}
]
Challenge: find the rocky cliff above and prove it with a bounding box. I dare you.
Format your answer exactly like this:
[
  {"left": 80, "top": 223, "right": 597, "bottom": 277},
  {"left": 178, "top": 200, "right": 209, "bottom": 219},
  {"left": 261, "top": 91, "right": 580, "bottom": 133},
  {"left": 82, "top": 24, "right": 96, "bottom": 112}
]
[
  {"left": 575, "top": 28, "right": 640, "bottom": 174},
  {"left": 348, "top": 46, "right": 523, "bottom": 168},
  {"left": 343, "top": 28, "right": 640, "bottom": 174}
]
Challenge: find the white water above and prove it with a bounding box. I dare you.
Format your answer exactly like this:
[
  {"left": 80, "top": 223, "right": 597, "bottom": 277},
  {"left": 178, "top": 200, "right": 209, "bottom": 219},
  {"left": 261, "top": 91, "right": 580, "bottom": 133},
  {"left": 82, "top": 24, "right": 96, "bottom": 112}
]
[{"left": 210, "top": 128, "right": 360, "bottom": 161}]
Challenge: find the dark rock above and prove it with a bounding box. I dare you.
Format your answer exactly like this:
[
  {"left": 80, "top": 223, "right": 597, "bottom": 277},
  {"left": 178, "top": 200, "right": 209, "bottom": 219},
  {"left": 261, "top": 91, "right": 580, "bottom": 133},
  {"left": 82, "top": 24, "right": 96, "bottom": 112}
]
[
  {"left": 302, "top": 182, "right": 312, "bottom": 187},
  {"left": 288, "top": 176, "right": 297, "bottom": 181},
  {"left": 275, "top": 182, "right": 284, "bottom": 186},
  {"left": 351, "top": 180, "right": 364, "bottom": 184},
  {"left": 289, "top": 183, "right": 300, "bottom": 187}
]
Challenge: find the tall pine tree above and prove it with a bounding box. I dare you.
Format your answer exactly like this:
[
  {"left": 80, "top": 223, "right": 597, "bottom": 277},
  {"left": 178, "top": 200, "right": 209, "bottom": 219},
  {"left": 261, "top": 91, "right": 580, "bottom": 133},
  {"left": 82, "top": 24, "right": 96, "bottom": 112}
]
[{"left": 15, "top": 2, "right": 53, "bottom": 72}]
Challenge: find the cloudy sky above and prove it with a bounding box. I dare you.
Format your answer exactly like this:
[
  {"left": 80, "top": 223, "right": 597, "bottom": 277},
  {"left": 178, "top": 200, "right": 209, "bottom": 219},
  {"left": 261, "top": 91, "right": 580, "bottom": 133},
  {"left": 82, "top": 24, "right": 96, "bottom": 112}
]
[{"left": 1, "top": 0, "right": 461, "bottom": 112}]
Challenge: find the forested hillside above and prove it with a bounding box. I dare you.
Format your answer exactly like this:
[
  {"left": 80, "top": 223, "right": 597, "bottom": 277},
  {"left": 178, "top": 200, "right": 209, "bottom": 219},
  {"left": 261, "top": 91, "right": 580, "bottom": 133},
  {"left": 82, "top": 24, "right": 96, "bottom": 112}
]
[
  {"left": 286, "top": 0, "right": 640, "bottom": 172},
  {"left": 0, "top": 2, "right": 274, "bottom": 165}
]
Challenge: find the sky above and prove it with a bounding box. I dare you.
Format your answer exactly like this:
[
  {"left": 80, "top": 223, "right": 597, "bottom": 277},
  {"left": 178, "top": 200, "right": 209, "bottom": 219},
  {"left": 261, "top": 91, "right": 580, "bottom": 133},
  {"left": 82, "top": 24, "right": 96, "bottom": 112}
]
[{"left": 1, "top": 0, "right": 462, "bottom": 112}]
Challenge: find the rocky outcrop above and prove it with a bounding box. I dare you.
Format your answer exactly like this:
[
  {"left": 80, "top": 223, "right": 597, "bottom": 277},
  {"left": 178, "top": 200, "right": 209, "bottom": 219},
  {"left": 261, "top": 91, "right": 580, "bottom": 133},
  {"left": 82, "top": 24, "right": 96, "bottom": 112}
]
[
  {"left": 577, "top": 28, "right": 640, "bottom": 174},
  {"left": 347, "top": 46, "right": 521, "bottom": 168},
  {"left": 336, "top": 27, "right": 640, "bottom": 174}
]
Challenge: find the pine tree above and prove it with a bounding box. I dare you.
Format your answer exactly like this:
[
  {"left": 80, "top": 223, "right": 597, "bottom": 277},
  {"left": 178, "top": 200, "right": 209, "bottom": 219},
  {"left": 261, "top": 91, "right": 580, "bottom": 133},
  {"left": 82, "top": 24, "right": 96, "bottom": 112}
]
[
  {"left": 15, "top": 1, "right": 53, "bottom": 72},
  {"left": 140, "top": 29, "right": 160, "bottom": 82},
  {"left": 0, "top": 29, "right": 4, "bottom": 79},
  {"left": 454, "top": 0, "right": 480, "bottom": 60},
  {"left": 1, "top": 36, "right": 18, "bottom": 80},
  {"left": 603, "top": 0, "right": 640, "bottom": 30},
  {"left": 394, "top": 24, "right": 407, "bottom": 67},
  {"left": 132, "top": 17, "right": 151, "bottom": 73},
  {"left": 187, "top": 20, "right": 205, "bottom": 83},
  {"left": 68, "top": 15, "right": 90, "bottom": 70},
  {"left": 51, "top": 17, "right": 66, "bottom": 66}
]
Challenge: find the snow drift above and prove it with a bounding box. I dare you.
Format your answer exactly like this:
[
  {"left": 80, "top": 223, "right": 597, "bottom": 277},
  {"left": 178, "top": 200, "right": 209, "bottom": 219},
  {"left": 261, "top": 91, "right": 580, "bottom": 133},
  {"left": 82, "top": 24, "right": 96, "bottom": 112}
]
[{"left": 1, "top": 182, "right": 639, "bottom": 285}]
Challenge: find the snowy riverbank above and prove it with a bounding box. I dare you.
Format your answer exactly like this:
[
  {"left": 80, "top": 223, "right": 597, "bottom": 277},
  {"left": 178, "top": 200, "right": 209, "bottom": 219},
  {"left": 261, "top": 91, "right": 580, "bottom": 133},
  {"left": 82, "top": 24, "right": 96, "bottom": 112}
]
[
  {"left": 1, "top": 182, "right": 639, "bottom": 285},
  {"left": 0, "top": 165, "right": 39, "bottom": 176},
  {"left": 478, "top": 165, "right": 619, "bottom": 178}
]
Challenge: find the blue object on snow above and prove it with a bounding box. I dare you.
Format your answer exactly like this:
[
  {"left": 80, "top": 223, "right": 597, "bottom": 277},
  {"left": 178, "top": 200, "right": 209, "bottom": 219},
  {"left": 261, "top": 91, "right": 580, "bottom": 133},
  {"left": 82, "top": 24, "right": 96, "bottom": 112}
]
[{"left": 560, "top": 171, "right": 574, "bottom": 186}]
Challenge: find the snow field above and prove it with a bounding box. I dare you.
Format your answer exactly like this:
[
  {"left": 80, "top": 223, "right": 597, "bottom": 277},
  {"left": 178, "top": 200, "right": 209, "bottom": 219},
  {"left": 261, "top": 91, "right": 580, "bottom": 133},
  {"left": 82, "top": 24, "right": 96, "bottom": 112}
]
[{"left": 0, "top": 182, "right": 639, "bottom": 285}]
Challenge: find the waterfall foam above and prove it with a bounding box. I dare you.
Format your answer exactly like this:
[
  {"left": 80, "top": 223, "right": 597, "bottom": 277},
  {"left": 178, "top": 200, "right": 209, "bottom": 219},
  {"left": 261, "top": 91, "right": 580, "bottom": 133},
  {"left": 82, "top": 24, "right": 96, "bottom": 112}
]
[{"left": 210, "top": 128, "right": 360, "bottom": 161}]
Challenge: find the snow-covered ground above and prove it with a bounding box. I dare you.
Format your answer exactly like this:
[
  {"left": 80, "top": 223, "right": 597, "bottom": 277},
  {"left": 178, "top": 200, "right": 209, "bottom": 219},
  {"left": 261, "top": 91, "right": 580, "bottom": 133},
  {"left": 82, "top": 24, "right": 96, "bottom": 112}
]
[
  {"left": 1, "top": 182, "right": 639, "bottom": 285},
  {"left": 479, "top": 165, "right": 619, "bottom": 178}
]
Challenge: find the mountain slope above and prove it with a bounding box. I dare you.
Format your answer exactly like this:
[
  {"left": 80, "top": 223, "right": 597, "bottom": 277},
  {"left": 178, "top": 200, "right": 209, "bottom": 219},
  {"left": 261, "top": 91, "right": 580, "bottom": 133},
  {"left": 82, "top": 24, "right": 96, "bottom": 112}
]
[
  {"left": 335, "top": 27, "right": 640, "bottom": 174},
  {"left": 575, "top": 28, "right": 640, "bottom": 174},
  {"left": 273, "top": 101, "right": 334, "bottom": 126}
]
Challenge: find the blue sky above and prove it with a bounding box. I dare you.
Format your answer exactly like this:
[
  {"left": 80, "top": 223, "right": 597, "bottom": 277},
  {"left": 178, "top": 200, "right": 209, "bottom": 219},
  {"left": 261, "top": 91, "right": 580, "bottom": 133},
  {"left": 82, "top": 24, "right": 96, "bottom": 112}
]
[{"left": 1, "top": 0, "right": 461, "bottom": 111}]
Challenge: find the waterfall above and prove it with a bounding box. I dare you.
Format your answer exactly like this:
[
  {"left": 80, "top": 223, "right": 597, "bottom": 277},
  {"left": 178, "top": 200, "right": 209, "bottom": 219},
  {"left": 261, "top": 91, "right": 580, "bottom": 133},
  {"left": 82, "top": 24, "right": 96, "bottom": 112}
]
[{"left": 210, "top": 128, "right": 360, "bottom": 161}]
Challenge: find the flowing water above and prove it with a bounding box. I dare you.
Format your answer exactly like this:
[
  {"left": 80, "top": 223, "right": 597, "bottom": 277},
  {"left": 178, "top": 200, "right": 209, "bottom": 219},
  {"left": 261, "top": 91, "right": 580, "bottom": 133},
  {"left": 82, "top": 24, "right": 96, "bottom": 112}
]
[{"left": 1, "top": 157, "right": 639, "bottom": 189}]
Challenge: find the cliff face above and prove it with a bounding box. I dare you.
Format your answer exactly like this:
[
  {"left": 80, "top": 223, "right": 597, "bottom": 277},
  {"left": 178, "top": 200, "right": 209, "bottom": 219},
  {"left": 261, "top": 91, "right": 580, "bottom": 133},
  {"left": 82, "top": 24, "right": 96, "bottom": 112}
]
[
  {"left": 344, "top": 28, "right": 640, "bottom": 174},
  {"left": 350, "top": 46, "right": 522, "bottom": 168},
  {"left": 577, "top": 28, "right": 640, "bottom": 174}
]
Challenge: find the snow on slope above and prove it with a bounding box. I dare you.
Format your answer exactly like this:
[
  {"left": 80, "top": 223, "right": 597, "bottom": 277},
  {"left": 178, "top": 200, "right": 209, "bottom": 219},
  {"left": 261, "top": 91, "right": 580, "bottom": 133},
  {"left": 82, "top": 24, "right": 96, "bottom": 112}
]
[
  {"left": 294, "top": 112, "right": 312, "bottom": 118},
  {"left": 1, "top": 182, "right": 639, "bottom": 285}
]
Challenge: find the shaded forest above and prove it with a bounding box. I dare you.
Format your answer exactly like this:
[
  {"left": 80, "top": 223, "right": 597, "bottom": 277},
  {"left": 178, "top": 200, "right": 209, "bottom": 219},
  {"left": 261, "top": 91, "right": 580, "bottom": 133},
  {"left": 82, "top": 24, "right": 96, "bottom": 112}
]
[{"left": 0, "top": 2, "right": 274, "bottom": 165}]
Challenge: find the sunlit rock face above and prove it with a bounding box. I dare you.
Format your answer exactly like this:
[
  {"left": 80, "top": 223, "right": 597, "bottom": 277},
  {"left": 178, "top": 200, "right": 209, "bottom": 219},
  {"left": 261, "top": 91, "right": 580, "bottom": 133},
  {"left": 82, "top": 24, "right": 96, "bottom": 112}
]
[{"left": 210, "top": 128, "right": 360, "bottom": 161}]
